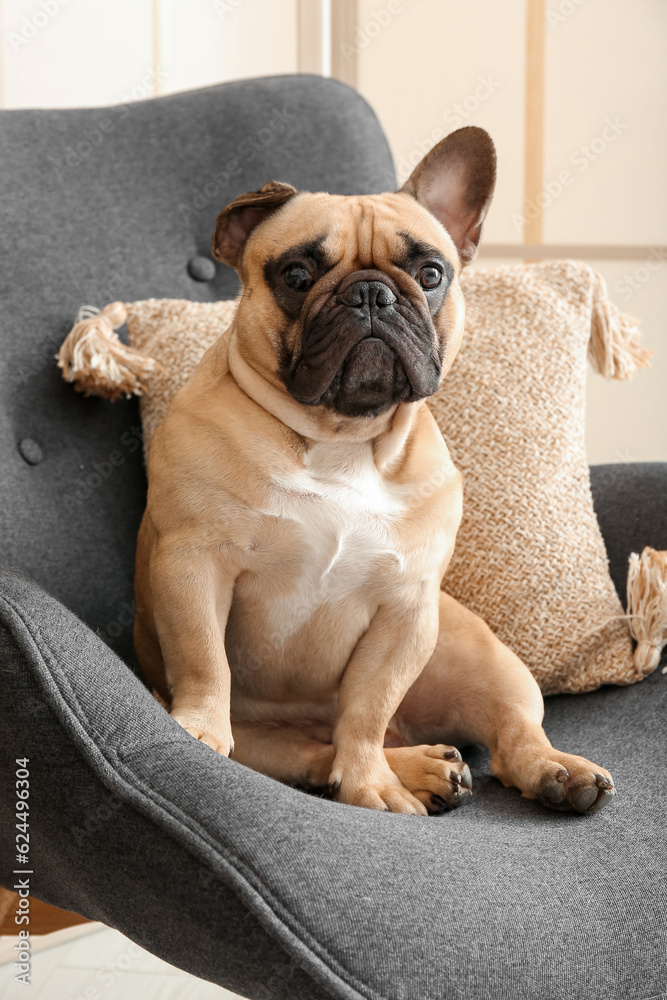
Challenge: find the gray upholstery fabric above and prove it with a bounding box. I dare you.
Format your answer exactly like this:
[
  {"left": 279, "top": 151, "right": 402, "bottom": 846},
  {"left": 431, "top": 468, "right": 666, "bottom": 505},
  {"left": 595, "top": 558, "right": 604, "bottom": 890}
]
[
  {"left": 0, "top": 75, "right": 395, "bottom": 668},
  {"left": 1, "top": 564, "right": 666, "bottom": 1000},
  {"left": 590, "top": 462, "right": 667, "bottom": 601}
]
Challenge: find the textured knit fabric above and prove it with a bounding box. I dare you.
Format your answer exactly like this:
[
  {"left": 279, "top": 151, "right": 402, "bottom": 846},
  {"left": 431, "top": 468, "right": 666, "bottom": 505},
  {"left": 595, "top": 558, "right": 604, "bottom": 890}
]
[
  {"left": 0, "top": 76, "right": 395, "bottom": 668},
  {"left": 129, "top": 298, "right": 239, "bottom": 462},
  {"left": 1, "top": 565, "right": 665, "bottom": 1000},
  {"left": 102, "top": 262, "right": 648, "bottom": 693},
  {"left": 432, "top": 261, "right": 645, "bottom": 693}
]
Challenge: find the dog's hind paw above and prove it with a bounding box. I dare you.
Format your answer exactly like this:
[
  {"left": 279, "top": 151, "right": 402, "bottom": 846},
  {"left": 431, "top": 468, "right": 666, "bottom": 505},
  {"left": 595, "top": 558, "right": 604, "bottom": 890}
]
[{"left": 532, "top": 754, "right": 616, "bottom": 814}]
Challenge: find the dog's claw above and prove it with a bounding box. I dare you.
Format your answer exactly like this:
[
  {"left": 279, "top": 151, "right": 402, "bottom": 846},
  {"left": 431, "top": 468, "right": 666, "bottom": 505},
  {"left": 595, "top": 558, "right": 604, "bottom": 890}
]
[{"left": 452, "top": 786, "right": 473, "bottom": 806}]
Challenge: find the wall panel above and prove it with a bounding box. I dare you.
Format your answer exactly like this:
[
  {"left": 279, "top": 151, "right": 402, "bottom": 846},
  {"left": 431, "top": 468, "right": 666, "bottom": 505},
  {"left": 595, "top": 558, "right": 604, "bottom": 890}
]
[
  {"left": 158, "top": 0, "right": 298, "bottom": 96},
  {"left": 584, "top": 259, "right": 667, "bottom": 463},
  {"left": 2, "top": 0, "right": 154, "bottom": 108},
  {"left": 544, "top": 0, "right": 667, "bottom": 244},
  {"left": 354, "top": 0, "right": 526, "bottom": 244}
]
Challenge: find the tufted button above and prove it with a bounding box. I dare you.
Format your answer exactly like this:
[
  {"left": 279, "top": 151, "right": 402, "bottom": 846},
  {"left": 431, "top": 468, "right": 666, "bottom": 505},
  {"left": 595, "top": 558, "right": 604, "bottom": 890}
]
[
  {"left": 187, "top": 255, "right": 216, "bottom": 282},
  {"left": 18, "top": 438, "right": 43, "bottom": 465}
]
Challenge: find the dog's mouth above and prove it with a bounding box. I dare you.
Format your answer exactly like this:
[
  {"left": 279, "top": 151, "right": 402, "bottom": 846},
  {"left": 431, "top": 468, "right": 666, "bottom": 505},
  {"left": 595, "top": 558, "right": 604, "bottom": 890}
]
[
  {"left": 281, "top": 271, "right": 443, "bottom": 417},
  {"left": 314, "top": 336, "right": 414, "bottom": 418}
]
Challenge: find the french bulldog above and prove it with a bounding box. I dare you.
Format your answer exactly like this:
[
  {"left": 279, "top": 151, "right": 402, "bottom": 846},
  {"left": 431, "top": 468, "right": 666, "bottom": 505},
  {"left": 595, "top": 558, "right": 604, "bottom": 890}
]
[{"left": 134, "top": 127, "right": 615, "bottom": 815}]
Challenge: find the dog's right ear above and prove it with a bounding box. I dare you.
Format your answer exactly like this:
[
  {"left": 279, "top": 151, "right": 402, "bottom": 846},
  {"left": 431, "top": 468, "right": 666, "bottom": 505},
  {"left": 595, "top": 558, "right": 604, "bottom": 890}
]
[{"left": 212, "top": 181, "right": 298, "bottom": 268}]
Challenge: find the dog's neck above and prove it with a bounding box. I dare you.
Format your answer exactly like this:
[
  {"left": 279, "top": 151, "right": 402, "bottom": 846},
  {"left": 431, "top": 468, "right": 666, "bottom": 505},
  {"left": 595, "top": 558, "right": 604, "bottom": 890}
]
[{"left": 224, "top": 319, "right": 421, "bottom": 472}]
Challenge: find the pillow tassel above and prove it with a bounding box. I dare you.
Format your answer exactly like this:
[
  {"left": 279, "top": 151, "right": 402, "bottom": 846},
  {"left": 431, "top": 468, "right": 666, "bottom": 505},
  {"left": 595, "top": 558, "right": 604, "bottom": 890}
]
[
  {"left": 588, "top": 272, "right": 652, "bottom": 379},
  {"left": 627, "top": 547, "right": 667, "bottom": 674},
  {"left": 57, "top": 302, "right": 163, "bottom": 401}
]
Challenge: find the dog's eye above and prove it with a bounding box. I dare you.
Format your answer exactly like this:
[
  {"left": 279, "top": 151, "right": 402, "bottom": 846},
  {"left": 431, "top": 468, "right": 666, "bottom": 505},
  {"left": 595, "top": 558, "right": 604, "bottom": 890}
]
[
  {"left": 282, "top": 264, "right": 312, "bottom": 292},
  {"left": 418, "top": 265, "right": 442, "bottom": 290}
]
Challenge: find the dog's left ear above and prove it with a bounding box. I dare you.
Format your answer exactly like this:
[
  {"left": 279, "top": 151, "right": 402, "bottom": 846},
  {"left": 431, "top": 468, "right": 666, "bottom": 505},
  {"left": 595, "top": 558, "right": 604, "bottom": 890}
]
[
  {"left": 401, "top": 126, "right": 496, "bottom": 265},
  {"left": 212, "top": 181, "right": 298, "bottom": 268}
]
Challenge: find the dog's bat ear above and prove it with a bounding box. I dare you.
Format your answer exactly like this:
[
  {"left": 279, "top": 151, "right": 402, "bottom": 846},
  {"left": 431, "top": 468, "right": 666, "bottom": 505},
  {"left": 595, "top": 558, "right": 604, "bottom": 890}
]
[
  {"left": 212, "top": 181, "right": 298, "bottom": 268},
  {"left": 400, "top": 127, "right": 496, "bottom": 266}
]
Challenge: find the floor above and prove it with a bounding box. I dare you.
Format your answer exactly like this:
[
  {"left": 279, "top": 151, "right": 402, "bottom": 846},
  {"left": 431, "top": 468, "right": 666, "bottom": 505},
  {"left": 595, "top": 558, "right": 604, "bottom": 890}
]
[{"left": 0, "top": 922, "right": 245, "bottom": 999}]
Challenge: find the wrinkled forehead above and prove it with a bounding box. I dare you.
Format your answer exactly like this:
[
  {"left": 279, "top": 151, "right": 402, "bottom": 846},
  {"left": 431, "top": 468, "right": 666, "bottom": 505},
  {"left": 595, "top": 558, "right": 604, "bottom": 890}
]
[{"left": 246, "top": 191, "right": 458, "bottom": 271}]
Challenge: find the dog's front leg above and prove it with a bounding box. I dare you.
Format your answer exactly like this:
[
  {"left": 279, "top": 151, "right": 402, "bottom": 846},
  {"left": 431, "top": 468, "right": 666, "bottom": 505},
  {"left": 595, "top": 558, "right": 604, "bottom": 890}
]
[
  {"left": 330, "top": 590, "right": 440, "bottom": 814},
  {"left": 150, "top": 541, "right": 236, "bottom": 756}
]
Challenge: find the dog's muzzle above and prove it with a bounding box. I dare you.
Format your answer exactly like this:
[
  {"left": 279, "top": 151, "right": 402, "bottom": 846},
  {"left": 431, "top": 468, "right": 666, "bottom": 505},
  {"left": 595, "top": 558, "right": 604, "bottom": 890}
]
[{"left": 283, "top": 269, "right": 442, "bottom": 417}]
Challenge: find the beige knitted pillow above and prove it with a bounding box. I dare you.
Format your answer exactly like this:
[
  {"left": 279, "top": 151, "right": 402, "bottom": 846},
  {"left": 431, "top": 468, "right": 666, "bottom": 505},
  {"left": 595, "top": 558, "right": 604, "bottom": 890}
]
[
  {"left": 58, "top": 261, "right": 667, "bottom": 694},
  {"left": 429, "top": 261, "right": 651, "bottom": 693}
]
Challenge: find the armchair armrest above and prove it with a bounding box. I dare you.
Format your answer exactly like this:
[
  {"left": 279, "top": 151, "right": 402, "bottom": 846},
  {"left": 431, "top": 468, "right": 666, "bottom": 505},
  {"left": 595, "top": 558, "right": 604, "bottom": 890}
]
[{"left": 590, "top": 462, "right": 667, "bottom": 601}]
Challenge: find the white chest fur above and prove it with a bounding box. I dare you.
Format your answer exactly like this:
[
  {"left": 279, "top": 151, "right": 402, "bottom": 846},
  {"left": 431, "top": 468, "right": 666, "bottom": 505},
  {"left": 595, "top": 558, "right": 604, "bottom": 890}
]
[{"left": 262, "top": 440, "right": 409, "bottom": 640}]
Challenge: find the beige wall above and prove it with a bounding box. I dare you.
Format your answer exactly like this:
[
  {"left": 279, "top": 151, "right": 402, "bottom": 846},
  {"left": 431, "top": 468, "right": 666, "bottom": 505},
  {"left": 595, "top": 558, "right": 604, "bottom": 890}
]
[
  {"left": 0, "top": 0, "right": 299, "bottom": 107},
  {"left": 1, "top": 0, "right": 664, "bottom": 463},
  {"left": 356, "top": 0, "right": 526, "bottom": 244}
]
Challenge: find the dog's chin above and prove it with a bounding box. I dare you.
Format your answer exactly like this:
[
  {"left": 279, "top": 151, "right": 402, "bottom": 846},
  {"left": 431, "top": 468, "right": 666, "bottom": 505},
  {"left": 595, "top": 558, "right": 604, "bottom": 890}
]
[{"left": 302, "top": 338, "right": 417, "bottom": 418}]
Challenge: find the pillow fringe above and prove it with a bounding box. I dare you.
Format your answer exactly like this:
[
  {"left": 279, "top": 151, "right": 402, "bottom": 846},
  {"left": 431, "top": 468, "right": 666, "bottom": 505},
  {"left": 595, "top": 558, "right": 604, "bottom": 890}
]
[
  {"left": 588, "top": 271, "right": 652, "bottom": 379},
  {"left": 627, "top": 547, "right": 667, "bottom": 674},
  {"left": 57, "top": 302, "right": 164, "bottom": 401}
]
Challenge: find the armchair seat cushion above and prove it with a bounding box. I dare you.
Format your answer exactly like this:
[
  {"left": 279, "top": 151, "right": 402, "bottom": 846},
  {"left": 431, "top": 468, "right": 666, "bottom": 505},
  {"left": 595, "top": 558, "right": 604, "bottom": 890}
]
[{"left": 1, "top": 565, "right": 665, "bottom": 1000}]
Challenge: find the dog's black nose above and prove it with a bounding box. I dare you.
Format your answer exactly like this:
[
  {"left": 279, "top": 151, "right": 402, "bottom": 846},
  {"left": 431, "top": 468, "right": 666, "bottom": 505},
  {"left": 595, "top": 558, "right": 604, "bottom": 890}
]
[{"left": 338, "top": 280, "right": 397, "bottom": 309}]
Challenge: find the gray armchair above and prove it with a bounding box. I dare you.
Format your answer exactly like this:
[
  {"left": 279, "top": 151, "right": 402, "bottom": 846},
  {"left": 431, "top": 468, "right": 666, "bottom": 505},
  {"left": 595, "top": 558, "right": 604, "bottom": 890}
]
[{"left": 1, "top": 75, "right": 666, "bottom": 1000}]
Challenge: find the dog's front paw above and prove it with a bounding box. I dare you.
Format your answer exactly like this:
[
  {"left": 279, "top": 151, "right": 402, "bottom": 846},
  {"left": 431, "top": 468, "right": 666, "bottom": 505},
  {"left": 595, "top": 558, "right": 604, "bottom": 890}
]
[
  {"left": 171, "top": 712, "right": 234, "bottom": 758},
  {"left": 385, "top": 744, "right": 472, "bottom": 813},
  {"left": 333, "top": 779, "right": 429, "bottom": 815},
  {"left": 329, "top": 760, "right": 429, "bottom": 815},
  {"left": 531, "top": 753, "right": 615, "bottom": 814}
]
